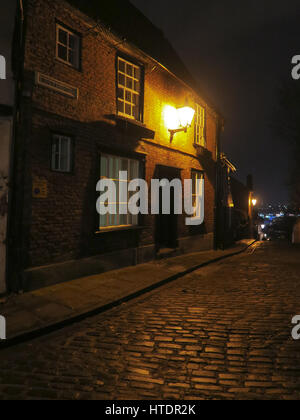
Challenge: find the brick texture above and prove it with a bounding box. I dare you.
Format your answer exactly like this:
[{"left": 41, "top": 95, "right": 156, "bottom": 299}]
[{"left": 15, "top": 0, "right": 219, "bottom": 269}]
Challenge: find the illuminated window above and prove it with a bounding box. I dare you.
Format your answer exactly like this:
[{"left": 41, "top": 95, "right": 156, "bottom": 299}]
[
  {"left": 51, "top": 135, "right": 72, "bottom": 173},
  {"left": 56, "top": 24, "right": 80, "bottom": 69},
  {"left": 191, "top": 170, "right": 204, "bottom": 217},
  {"left": 195, "top": 104, "right": 206, "bottom": 147},
  {"left": 117, "top": 57, "right": 142, "bottom": 121},
  {"left": 99, "top": 154, "right": 140, "bottom": 228}
]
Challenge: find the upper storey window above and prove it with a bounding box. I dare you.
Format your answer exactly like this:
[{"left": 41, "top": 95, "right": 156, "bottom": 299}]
[
  {"left": 195, "top": 104, "right": 206, "bottom": 147},
  {"left": 56, "top": 24, "right": 80, "bottom": 69},
  {"left": 117, "top": 57, "right": 143, "bottom": 121}
]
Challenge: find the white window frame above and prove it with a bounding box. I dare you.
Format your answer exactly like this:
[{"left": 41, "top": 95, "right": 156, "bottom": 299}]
[
  {"left": 99, "top": 154, "right": 140, "bottom": 229},
  {"left": 56, "top": 24, "right": 80, "bottom": 69},
  {"left": 51, "top": 135, "right": 72, "bottom": 173},
  {"left": 117, "top": 57, "right": 142, "bottom": 121},
  {"left": 192, "top": 170, "right": 205, "bottom": 217},
  {"left": 195, "top": 104, "right": 206, "bottom": 147}
]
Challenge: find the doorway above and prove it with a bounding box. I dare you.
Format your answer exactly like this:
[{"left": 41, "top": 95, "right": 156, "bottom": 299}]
[{"left": 154, "top": 165, "right": 181, "bottom": 251}]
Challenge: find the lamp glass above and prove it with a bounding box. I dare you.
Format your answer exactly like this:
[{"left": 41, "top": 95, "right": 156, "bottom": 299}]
[
  {"left": 177, "top": 107, "right": 195, "bottom": 128},
  {"left": 164, "top": 106, "right": 180, "bottom": 130}
]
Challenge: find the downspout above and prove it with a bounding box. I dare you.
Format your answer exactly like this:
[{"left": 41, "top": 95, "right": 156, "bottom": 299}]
[{"left": 214, "top": 116, "right": 223, "bottom": 250}]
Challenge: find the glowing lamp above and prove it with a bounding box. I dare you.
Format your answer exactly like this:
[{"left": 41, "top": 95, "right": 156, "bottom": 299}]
[
  {"left": 252, "top": 199, "right": 257, "bottom": 207},
  {"left": 177, "top": 107, "right": 195, "bottom": 128},
  {"left": 164, "top": 106, "right": 180, "bottom": 131},
  {"left": 165, "top": 105, "right": 195, "bottom": 142}
]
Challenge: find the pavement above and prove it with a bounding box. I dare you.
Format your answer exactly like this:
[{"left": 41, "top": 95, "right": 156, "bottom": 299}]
[
  {"left": 1, "top": 240, "right": 300, "bottom": 400},
  {"left": 0, "top": 240, "right": 254, "bottom": 345}
]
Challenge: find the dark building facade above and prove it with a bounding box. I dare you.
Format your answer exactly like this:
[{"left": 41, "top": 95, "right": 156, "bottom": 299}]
[
  {"left": 9, "top": 0, "right": 222, "bottom": 292},
  {"left": 230, "top": 177, "right": 253, "bottom": 241},
  {"left": 0, "top": 1, "right": 16, "bottom": 295}
]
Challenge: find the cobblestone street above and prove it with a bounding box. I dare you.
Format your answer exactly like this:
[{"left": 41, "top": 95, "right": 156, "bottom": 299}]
[{"left": 1, "top": 241, "right": 300, "bottom": 400}]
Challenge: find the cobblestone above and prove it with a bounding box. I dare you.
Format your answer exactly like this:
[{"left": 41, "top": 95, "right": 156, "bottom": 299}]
[{"left": 1, "top": 242, "right": 300, "bottom": 400}]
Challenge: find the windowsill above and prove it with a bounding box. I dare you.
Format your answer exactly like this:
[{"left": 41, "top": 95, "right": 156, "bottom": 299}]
[
  {"left": 113, "top": 115, "right": 156, "bottom": 140},
  {"left": 95, "top": 225, "right": 146, "bottom": 235},
  {"left": 55, "top": 57, "right": 82, "bottom": 73},
  {"left": 115, "top": 114, "right": 146, "bottom": 128},
  {"left": 193, "top": 143, "right": 207, "bottom": 151}
]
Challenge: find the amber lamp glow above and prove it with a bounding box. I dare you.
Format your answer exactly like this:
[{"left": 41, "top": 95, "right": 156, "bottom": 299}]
[{"left": 165, "top": 106, "right": 195, "bottom": 142}]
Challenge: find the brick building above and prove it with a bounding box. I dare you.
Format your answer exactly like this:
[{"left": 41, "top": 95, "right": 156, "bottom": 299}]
[
  {"left": 9, "top": 0, "right": 223, "bottom": 292},
  {"left": 0, "top": 0, "right": 17, "bottom": 296}
]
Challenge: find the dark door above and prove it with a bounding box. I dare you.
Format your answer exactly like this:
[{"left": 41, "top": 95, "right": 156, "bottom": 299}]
[{"left": 155, "top": 165, "right": 180, "bottom": 250}]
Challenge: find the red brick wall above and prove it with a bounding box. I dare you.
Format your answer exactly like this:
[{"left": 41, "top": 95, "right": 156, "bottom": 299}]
[{"left": 18, "top": 0, "right": 219, "bottom": 268}]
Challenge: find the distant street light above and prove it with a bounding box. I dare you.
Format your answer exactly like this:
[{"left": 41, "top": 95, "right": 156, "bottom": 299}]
[{"left": 252, "top": 198, "right": 257, "bottom": 207}]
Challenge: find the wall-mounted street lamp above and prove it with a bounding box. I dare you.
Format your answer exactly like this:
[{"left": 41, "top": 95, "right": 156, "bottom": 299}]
[
  {"left": 252, "top": 198, "right": 257, "bottom": 207},
  {"left": 164, "top": 106, "right": 195, "bottom": 142}
]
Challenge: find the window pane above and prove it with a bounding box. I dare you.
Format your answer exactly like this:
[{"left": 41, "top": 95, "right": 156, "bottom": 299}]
[
  {"left": 99, "top": 154, "right": 140, "bottom": 228},
  {"left": 70, "top": 48, "right": 79, "bottom": 67},
  {"left": 58, "top": 44, "right": 67, "bottom": 61},
  {"left": 108, "top": 157, "right": 114, "bottom": 179},
  {"left": 69, "top": 34, "right": 76, "bottom": 49},
  {"left": 58, "top": 29, "right": 67, "bottom": 45},
  {"left": 101, "top": 156, "right": 108, "bottom": 178},
  {"left": 126, "top": 63, "right": 133, "bottom": 76},
  {"left": 125, "top": 90, "right": 131, "bottom": 102},
  {"left": 52, "top": 136, "right": 71, "bottom": 172},
  {"left": 134, "top": 67, "right": 141, "bottom": 79},
  {"left": 117, "top": 88, "right": 124, "bottom": 99},
  {"left": 52, "top": 140, "right": 60, "bottom": 170},
  {"left": 118, "top": 59, "right": 125, "bottom": 73},
  {"left": 60, "top": 138, "right": 70, "bottom": 171},
  {"left": 133, "top": 94, "right": 139, "bottom": 105},
  {"left": 133, "top": 105, "right": 139, "bottom": 120},
  {"left": 119, "top": 73, "right": 125, "bottom": 86},
  {"left": 121, "top": 159, "right": 129, "bottom": 172},
  {"left": 115, "top": 158, "right": 120, "bottom": 179},
  {"left": 119, "top": 214, "right": 127, "bottom": 226},
  {"left": 126, "top": 77, "right": 133, "bottom": 89},
  {"left": 117, "top": 100, "right": 124, "bottom": 114},
  {"left": 100, "top": 214, "right": 107, "bottom": 228},
  {"left": 134, "top": 81, "right": 140, "bottom": 92},
  {"left": 125, "top": 103, "right": 131, "bottom": 116},
  {"left": 130, "top": 160, "right": 139, "bottom": 180},
  {"left": 69, "top": 49, "right": 75, "bottom": 66}
]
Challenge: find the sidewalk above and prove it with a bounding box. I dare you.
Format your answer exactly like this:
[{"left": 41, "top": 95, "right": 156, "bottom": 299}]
[{"left": 0, "top": 240, "right": 255, "bottom": 347}]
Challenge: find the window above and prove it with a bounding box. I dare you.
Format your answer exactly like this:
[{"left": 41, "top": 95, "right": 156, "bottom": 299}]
[
  {"left": 56, "top": 24, "right": 80, "bottom": 68},
  {"left": 51, "top": 135, "right": 72, "bottom": 172},
  {"left": 117, "top": 57, "right": 142, "bottom": 121},
  {"left": 191, "top": 170, "right": 205, "bottom": 217},
  {"left": 100, "top": 154, "right": 140, "bottom": 228},
  {"left": 195, "top": 104, "right": 206, "bottom": 147}
]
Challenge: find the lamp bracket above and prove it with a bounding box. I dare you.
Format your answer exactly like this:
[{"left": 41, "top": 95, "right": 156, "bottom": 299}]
[{"left": 168, "top": 126, "right": 188, "bottom": 142}]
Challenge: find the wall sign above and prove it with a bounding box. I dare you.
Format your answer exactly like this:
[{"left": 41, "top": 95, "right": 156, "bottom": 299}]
[
  {"left": 32, "top": 177, "right": 48, "bottom": 199},
  {"left": 35, "top": 72, "right": 79, "bottom": 99}
]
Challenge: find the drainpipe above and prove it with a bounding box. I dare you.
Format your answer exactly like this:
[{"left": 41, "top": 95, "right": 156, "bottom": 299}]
[{"left": 214, "top": 116, "right": 223, "bottom": 250}]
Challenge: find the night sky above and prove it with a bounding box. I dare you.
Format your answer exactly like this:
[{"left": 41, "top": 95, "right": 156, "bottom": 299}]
[{"left": 131, "top": 0, "right": 300, "bottom": 205}]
